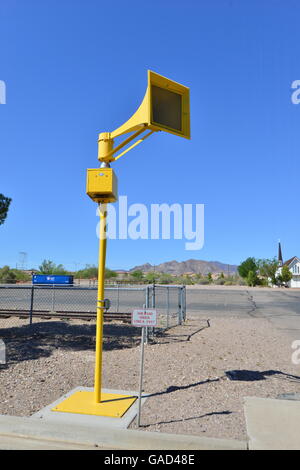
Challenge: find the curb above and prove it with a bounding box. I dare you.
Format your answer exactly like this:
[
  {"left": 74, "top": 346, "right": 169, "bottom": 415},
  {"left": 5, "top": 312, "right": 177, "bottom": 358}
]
[{"left": 0, "top": 414, "right": 247, "bottom": 450}]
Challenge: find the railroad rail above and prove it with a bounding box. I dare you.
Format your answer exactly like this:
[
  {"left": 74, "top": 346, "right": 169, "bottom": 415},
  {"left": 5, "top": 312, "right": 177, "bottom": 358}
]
[{"left": 0, "top": 309, "right": 132, "bottom": 323}]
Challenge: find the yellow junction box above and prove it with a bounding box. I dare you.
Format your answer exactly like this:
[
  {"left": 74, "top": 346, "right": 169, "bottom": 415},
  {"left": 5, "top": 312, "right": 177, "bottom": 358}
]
[{"left": 86, "top": 168, "right": 118, "bottom": 203}]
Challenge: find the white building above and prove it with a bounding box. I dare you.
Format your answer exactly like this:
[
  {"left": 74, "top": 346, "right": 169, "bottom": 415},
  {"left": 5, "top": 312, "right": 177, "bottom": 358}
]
[
  {"left": 281, "top": 256, "right": 300, "bottom": 288},
  {"left": 274, "top": 242, "right": 300, "bottom": 288}
]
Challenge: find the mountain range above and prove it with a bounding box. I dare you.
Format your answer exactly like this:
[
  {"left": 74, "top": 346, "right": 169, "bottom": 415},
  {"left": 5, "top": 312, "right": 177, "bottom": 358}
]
[{"left": 130, "top": 259, "right": 238, "bottom": 276}]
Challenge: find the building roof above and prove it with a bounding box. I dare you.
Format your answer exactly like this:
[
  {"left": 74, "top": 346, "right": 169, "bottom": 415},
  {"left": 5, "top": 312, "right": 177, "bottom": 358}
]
[{"left": 283, "top": 256, "right": 300, "bottom": 266}]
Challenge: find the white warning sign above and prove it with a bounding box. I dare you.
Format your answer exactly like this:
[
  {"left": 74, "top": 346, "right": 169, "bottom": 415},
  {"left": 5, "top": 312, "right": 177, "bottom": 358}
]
[{"left": 132, "top": 309, "right": 157, "bottom": 327}]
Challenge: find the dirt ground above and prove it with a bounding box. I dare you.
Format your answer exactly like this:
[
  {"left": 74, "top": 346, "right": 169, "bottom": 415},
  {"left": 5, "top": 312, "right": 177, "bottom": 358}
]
[{"left": 1, "top": 314, "right": 300, "bottom": 441}]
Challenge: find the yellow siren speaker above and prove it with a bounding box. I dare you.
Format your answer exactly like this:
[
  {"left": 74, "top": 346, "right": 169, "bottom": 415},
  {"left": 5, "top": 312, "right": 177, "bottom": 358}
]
[
  {"left": 86, "top": 167, "right": 118, "bottom": 203},
  {"left": 107, "top": 70, "right": 190, "bottom": 141}
]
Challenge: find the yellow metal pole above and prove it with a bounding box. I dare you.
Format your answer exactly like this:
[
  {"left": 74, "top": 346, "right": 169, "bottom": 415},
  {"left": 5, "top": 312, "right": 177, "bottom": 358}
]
[
  {"left": 94, "top": 132, "right": 114, "bottom": 404},
  {"left": 94, "top": 203, "right": 107, "bottom": 403}
]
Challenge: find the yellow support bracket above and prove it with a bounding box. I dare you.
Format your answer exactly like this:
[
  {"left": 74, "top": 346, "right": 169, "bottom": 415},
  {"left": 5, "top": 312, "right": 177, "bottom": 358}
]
[
  {"left": 113, "top": 130, "right": 155, "bottom": 162},
  {"left": 98, "top": 127, "right": 148, "bottom": 163}
]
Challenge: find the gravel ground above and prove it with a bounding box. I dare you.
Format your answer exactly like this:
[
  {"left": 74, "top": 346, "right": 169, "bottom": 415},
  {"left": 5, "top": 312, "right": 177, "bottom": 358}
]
[{"left": 1, "top": 314, "right": 300, "bottom": 441}]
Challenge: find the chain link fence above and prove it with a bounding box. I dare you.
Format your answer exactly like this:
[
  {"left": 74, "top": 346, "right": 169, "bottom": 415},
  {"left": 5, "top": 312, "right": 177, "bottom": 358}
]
[{"left": 0, "top": 284, "right": 186, "bottom": 332}]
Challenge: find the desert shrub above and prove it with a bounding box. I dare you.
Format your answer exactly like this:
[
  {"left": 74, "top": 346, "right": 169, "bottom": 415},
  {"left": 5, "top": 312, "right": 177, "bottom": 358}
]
[{"left": 197, "top": 278, "right": 210, "bottom": 285}]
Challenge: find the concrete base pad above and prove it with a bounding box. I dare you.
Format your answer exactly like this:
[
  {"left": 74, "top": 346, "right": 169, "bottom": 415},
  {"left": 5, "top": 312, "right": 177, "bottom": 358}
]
[
  {"left": 52, "top": 390, "right": 137, "bottom": 418},
  {"left": 31, "top": 387, "right": 146, "bottom": 429}
]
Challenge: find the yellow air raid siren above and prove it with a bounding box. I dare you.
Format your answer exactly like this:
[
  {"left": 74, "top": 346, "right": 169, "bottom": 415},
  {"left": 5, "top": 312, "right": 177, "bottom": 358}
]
[
  {"left": 86, "top": 70, "right": 190, "bottom": 203},
  {"left": 108, "top": 70, "right": 191, "bottom": 142}
]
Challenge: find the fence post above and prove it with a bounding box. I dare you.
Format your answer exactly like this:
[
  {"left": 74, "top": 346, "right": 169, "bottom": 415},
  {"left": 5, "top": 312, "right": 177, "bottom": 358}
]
[
  {"left": 166, "top": 286, "right": 170, "bottom": 328},
  {"left": 29, "top": 284, "right": 34, "bottom": 326},
  {"left": 117, "top": 284, "right": 120, "bottom": 313},
  {"left": 152, "top": 284, "right": 156, "bottom": 338},
  {"left": 51, "top": 284, "right": 56, "bottom": 313},
  {"left": 145, "top": 285, "right": 153, "bottom": 341},
  {"left": 182, "top": 286, "right": 186, "bottom": 322},
  {"left": 145, "top": 285, "right": 149, "bottom": 309},
  {"left": 178, "top": 286, "right": 182, "bottom": 325},
  {"left": 178, "top": 286, "right": 185, "bottom": 325},
  {"left": 152, "top": 283, "right": 155, "bottom": 309}
]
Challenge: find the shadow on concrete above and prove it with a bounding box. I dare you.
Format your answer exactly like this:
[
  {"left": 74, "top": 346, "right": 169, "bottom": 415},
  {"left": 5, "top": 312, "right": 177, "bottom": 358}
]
[
  {"left": 0, "top": 321, "right": 142, "bottom": 365},
  {"left": 225, "top": 369, "right": 300, "bottom": 383}
]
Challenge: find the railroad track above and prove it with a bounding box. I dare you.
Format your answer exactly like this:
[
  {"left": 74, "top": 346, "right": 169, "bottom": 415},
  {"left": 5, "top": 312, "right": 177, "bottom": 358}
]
[{"left": 0, "top": 309, "right": 132, "bottom": 323}]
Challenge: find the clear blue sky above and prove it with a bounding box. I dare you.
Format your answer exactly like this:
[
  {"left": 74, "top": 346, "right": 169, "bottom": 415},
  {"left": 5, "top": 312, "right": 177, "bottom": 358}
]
[{"left": 1, "top": 0, "right": 299, "bottom": 271}]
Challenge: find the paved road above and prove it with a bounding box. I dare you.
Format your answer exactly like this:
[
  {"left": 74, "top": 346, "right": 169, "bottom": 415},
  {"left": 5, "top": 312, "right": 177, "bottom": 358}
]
[
  {"left": 187, "top": 288, "right": 255, "bottom": 317},
  {"left": 251, "top": 289, "right": 300, "bottom": 339},
  {"left": 186, "top": 287, "right": 300, "bottom": 341}
]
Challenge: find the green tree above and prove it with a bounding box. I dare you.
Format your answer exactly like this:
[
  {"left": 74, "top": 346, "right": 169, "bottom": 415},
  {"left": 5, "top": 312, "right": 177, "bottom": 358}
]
[
  {"left": 0, "top": 265, "right": 17, "bottom": 283},
  {"left": 38, "top": 260, "right": 67, "bottom": 275},
  {"left": 257, "top": 258, "right": 279, "bottom": 285},
  {"left": 11, "top": 269, "right": 31, "bottom": 282},
  {"left": 75, "top": 265, "right": 98, "bottom": 279},
  {"left": 194, "top": 273, "right": 203, "bottom": 283},
  {"left": 130, "top": 270, "right": 144, "bottom": 281},
  {"left": 0, "top": 194, "right": 12, "bottom": 226},
  {"left": 105, "top": 268, "right": 117, "bottom": 279},
  {"left": 175, "top": 275, "right": 194, "bottom": 285},
  {"left": 207, "top": 272, "right": 213, "bottom": 283},
  {"left": 145, "top": 271, "right": 160, "bottom": 283},
  {"left": 158, "top": 273, "right": 174, "bottom": 284},
  {"left": 246, "top": 270, "right": 260, "bottom": 287},
  {"left": 238, "top": 257, "right": 258, "bottom": 279},
  {"left": 277, "top": 265, "right": 293, "bottom": 286}
]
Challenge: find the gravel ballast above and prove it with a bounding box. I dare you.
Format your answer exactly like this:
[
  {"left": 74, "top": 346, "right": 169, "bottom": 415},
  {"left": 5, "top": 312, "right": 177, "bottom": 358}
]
[{"left": 1, "top": 314, "right": 300, "bottom": 441}]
